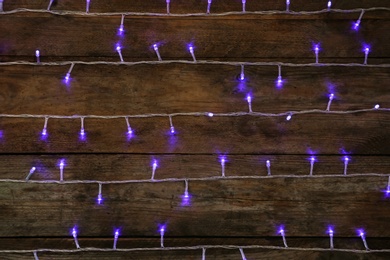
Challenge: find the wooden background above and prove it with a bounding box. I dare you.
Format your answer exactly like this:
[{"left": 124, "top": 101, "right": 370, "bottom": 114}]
[{"left": 0, "top": 0, "right": 390, "bottom": 259}]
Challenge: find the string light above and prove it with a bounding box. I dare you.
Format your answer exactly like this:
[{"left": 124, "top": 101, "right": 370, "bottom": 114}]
[
  {"left": 328, "top": 227, "right": 334, "bottom": 249},
  {"left": 207, "top": 0, "right": 212, "bottom": 14},
  {"left": 35, "top": 50, "right": 40, "bottom": 63},
  {"left": 279, "top": 227, "right": 288, "bottom": 248},
  {"left": 25, "top": 167, "right": 36, "bottom": 181},
  {"left": 97, "top": 183, "right": 103, "bottom": 204},
  {"left": 72, "top": 227, "right": 81, "bottom": 249},
  {"left": 0, "top": 0, "right": 3, "bottom": 12},
  {"left": 115, "top": 44, "right": 124, "bottom": 62},
  {"left": 326, "top": 93, "right": 334, "bottom": 111},
  {"left": 125, "top": 117, "right": 133, "bottom": 136},
  {"left": 314, "top": 44, "right": 320, "bottom": 64},
  {"left": 47, "top": 0, "right": 54, "bottom": 11},
  {"left": 353, "top": 10, "right": 365, "bottom": 31},
  {"left": 276, "top": 65, "right": 283, "bottom": 87},
  {"left": 113, "top": 229, "right": 120, "bottom": 250},
  {"left": 242, "top": 0, "right": 246, "bottom": 13},
  {"left": 207, "top": 112, "right": 214, "bottom": 117},
  {"left": 153, "top": 44, "right": 162, "bottom": 61},
  {"left": 80, "top": 117, "right": 86, "bottom": 140},
  {"left": 160, "top": 226, "right": 165, "bottom": 248},
  {"left": 188, "top": 45, "right": 196, "bottom": 62},
  {"left": 86, "top": 0, "right": 90, "bottom": 13},
  {"left": 64, "top": 63, "right": 75, "bottom": 83},
  {"left": 363, "top": 45, "right": 370, "bottom": 65},
  {"left": 374, "top": 104, "right": 380, "bottom": 109},
  {"left": 327, "top": 1, "right": 332, "bottom": 10},
  {"left": 266, "top": 160, "right": 271, "bottom": 176},
  {"left": 239, "top": 64, "right": 245, "bottom": 81},
  {"left": 246, "top": 94, "right": 252, "bottom": 113},
  {"left": 169, "top": 116, "right": 175, "bottom": 135},
  {"left": 118, "top": 15, "right": 125, "bottom": 36},
  {"left": 41, "top": 116, "right": 49, "bottom": 138},
  {"left": 358, "top": 229, "right": 369, "bottom": 250},
  {"left": 286, "top": 113, "right": 292, "bottom": 121},
  {"left": 220, "top": 156, "right": 226, "bottom": 177},
  {"left": 166, "top": 0, "right": 170, "bottom": 14},
  {"left": 151, "top": 159, "right": 158, "bottom": 180},
  {"left": 181, "top": 179, "right": 190, "bottom": 206},
  {"left": 286, "top": 0, "right": 290, "bottom": 12},
  {"left": 59, "top": 159, "right": 65, "bottom": 182},
  {"left": 385, "top": 176, "right": 390, "bottom": 197},
  {"left": 343, "top": 156, "right": 349, "bottom": 175},
  {"left": 309, "top": 156, "right": 315, "bottom": 176},
  {"left": 202, "top": 247, "right": 206, "bottom": 260},
  {"left": 239, "top": 247, "right": 247, "bottom": 260}
]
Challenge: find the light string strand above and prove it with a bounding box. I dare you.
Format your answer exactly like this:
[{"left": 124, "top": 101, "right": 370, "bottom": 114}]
[
  {"left": 202, "top": 247, "right": 206, "bottom": 260},
  {"left": 239, "top": 247, "right": 247, "bottom": 260},
  {"left": 1, "top": 7, "right": 389, "bottom": 17},
  {"left": 1, "top": 60, "right": 389, "bottom": 68},
  {"left": 4, "top": 173, "right": 389, "bottom": 185},
  {"left": 65, "top": 63, "right": 75, "bottom": 83},
  {"left": 33, "top": 251, "right": 39, "bottom": 260}
]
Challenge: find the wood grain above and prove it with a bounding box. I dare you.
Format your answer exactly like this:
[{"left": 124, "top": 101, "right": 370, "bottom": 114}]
[{"left": 1, "top": 13, "right": 389, "bottom": 61}]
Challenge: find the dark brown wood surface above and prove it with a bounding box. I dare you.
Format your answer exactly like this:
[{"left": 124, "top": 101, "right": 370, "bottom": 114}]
[{"left": 0, "top": 0, "right": 389, "bottom": 259}]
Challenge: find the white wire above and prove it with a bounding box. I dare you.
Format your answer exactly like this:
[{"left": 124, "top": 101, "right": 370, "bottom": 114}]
[
  {"left": 2, "top": 173, "right": 389, "bottom": 185},
  {"left": 2, "top": 244, "right": 390, "bottom": 254}
]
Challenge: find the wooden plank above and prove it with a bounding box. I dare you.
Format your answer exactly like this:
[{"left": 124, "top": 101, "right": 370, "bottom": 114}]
[
  {"left": 0, "top": 113, "right": 389, "bottom": 154},
  {"left": 1, "top": 13, "right": 389, "bottom": 60},
  {"left": 0, "top": 176, "right": 389, "bottom": 237},
  {"left": 4, "top": 0, "right": 390, "bottom": 13},
  {"left": 0, "top": 65, "right": 388, "bottom": 115},
  {"left": 0, "top": 155, "right": 389, "bottom": 181}
]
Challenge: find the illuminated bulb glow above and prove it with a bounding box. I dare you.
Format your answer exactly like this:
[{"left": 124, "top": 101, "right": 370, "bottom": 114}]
[
  {"left": 239, "top": 247, "right": 247, "bottom": 260},
  {"left": 59, "top": 159, "right": 65, "bottom": 182},
  {"left": 181, "top": 179, "right": 190, "bottom": 206},
  {"left": 25, "top": 167, "right": 36, "bottom": 181},
  {"left": 113, "top": 230, "right": 120, "bottom": 250},
  {"left": 166, "top": 0, "right": 170, "bottom": 14},
  {"left": 343, "top": 156, "right": 349, "bottom": 175},
  {"left": 327, "top": 1, "right": 331, "bottom": 10},
  {"left": 207, "top": 112, "right": 214, "bottom": 117},
  {"left": 116, "top": 44, "right": 124, "bottom": 62},
  {"left": 326, "top": 93, "right": 334, "bottom": 111},
  {"left": 47, "top": 0, "right": 54, "bottom": 10},
  {"left": 246, "top": 94, "right": 252, "bottom": 113},
  {"left": 240, "top": 64, "right": 245, "bottom": 81},
  {"left": 242, "top": 0, "right": 246, "bottom": 12},
  {"left": 314, "top": 44, "right": 320, "bottom": 64},
  {"left": 309, "top": 156, "right": 315, "bottom": 176},
  {"left": 363, "top": 46, "right": 370, "bottom": 65},
  {"left": 328, "top": 228, "right": 334, "bottom": 249},
  {"left": 86, "top": 0, "right": 90, "bottom": 13},
  {"left": 97, "top": 183, "right": 103, "bottom": 204},
  {"left": 64, "top": 63, "right": 75, "bottom": 83},
  {"left": 207, "top": 0, "right": 212, "bottom": 14},
  {"left": 188, "top": 45, "right": 197, "bottom": 62},
  {"left": 72, "top": 227, "right": 81, "bottom": 249},
  {"left": 286, "top": 0, "right": 290, "bottom": 12},
  {"left": 169, "top": 116, "right": 175, "bottom": 135},
  {"left": 125, "top": 117, "right": 133, "bottom": 135},
  {"left": 279, "top": 228, "right": 288, "bottom": 248},
  {"left": 160, "top": 226, "right": 165, "bottom": 248},
  {"left": 374, "top": 104, "right": 380, "bottom": 109},
  {"left": 286, "top": 114, "right": 292, "bottom": 121},
  {"left": 277, "top": 65, "right": 283, "bottom": 87},
  {"left": 385, "top": 176, "right": 390, "bottom": 197},
  {"left": 359, "top": 230, "right": 369, "bottom": 250},
  {"left": 153, "top": 44, "right": 162, "bottom": 61},
  {"left": 35, "top": 50, "right": 40, "bottom": 63},
  {"left": 266, "top": 160, "right": 271, "bottom": 176},
  {"left": 118, "top": 15, "right": 125, "bottom": 35},
  {"left": 353, "top": 10, "right": 365, "bottom": 31},
  {"left": 220, "top": 157, "right": 226, "bottom": 177},
  {"left": 41, "top": 117, "right": 49, "bottom": 137},
  {"left": 80, "top": 117, "right": 86, "bottom": 140},
  {"left": 151, "top": 160, "right": 158, "bottom": 180}
]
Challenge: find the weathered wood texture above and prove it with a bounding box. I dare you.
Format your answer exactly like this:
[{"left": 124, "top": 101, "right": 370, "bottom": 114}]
[
  {"left": 1, "top": 0, "right": 390, "bottom": 258},
  {"left": 0, "top": 13, "right": 390, "bottom": 61}
]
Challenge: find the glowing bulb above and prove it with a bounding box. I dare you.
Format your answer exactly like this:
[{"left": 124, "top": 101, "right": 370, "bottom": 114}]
[
  {"left": 59, "top": 159, "right": 65, "bottom": 182},
  {"left": 242, "top": 0, "right": 246, "bottom": 12},
  {"left": 286, "top": 0, "right": 290, "bottom": 11},
  {"left": 188, "top": 45, "right": 196, "bottom": 62},
  {"left": 65, "top": 73, "right": 71, "bottom": 82},
  {"left": 86, "top": 0, "right": 90, "bottom": 13},
  {"left": 127, "top": 127, "right": 133, "bottom": 135},
  {"left": 153, "top": 44, "right": 162, "bottom": 61},
  {"left": 266, "top": 160, "right": 271, "bottom": 176},
  {"left": 97, "top": 194, "right": 103, "bottom": 204},
  {"left": 363, "top": 46, "right": 370, "bottom": 65},
  {"left": 220, "top": 157, "right": 226, "bottom": 177},
  {"left": 326, "top": 93, "right": 334, "bottom": 111},
  {"left": 113, "top": 229, "right": 120, "bottom": 250},
  {"left": 151, "top": 160, "right": 158, "bottom": 180},
  {"left": 327, "top": 1, "right": 331, "bottom": 9},
  {"left": 328, "top": 227, "right": 334, "bottom": 249},
  {"left": 279, "top": 227, "right": 288, "bottom": 247},
  {"left": 170, "top": 126, "right": 175, "bottom": 134},
  {"left": 240, "top": 65, "right": 245, "bottom": 81},
  {"left": 160, "top": 226, "right": 165, "bottom": 248},
  {"left": 314, "top": 44, "right": 320, "bottom": 64},
  {"left": 207, "top": 112, "right": 214, "bottom": 117},
  {"left": 207, "top": 0, "right": 212, "bottom": 13},
  {"left": 358, "top": 229, "right": 369, "bottom": 250},
  {"left": 286, "top": 114, "right": 292, "bottom": 121},
  {"left": 353, "top": 20, "right": 360, "bottom": 30},
  {"left": 343, "top": 156, "right": 349, "bottom": 175},
  {"left": 309, "top": 156, "right": 315, "bottom": 176},
  {"left": 246, "top": 94, "right": 252, "bottom": 113},
  {"left": 42, "top": 128, "right": 47, "bottom": 136},
  {"left": 72, "top": 227, "right": 80, "bottom": 249},
  {"left": 118, "top": 25, "right": 124, "bottom": 34},
  {"left": 80, "top": 128, "right": 85, "bottom": 136},
  {"left": 116, "top": 44, "right": 124, "bottom": 62},
  {"left": 374, "top": 104, "right": 380, "bottom": 109},
  {"left": 25, "top": 167, "right": 36, "bottom": 181},
  {"left": 35, "top": 50, "right": 40, "bottom": 63}
]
